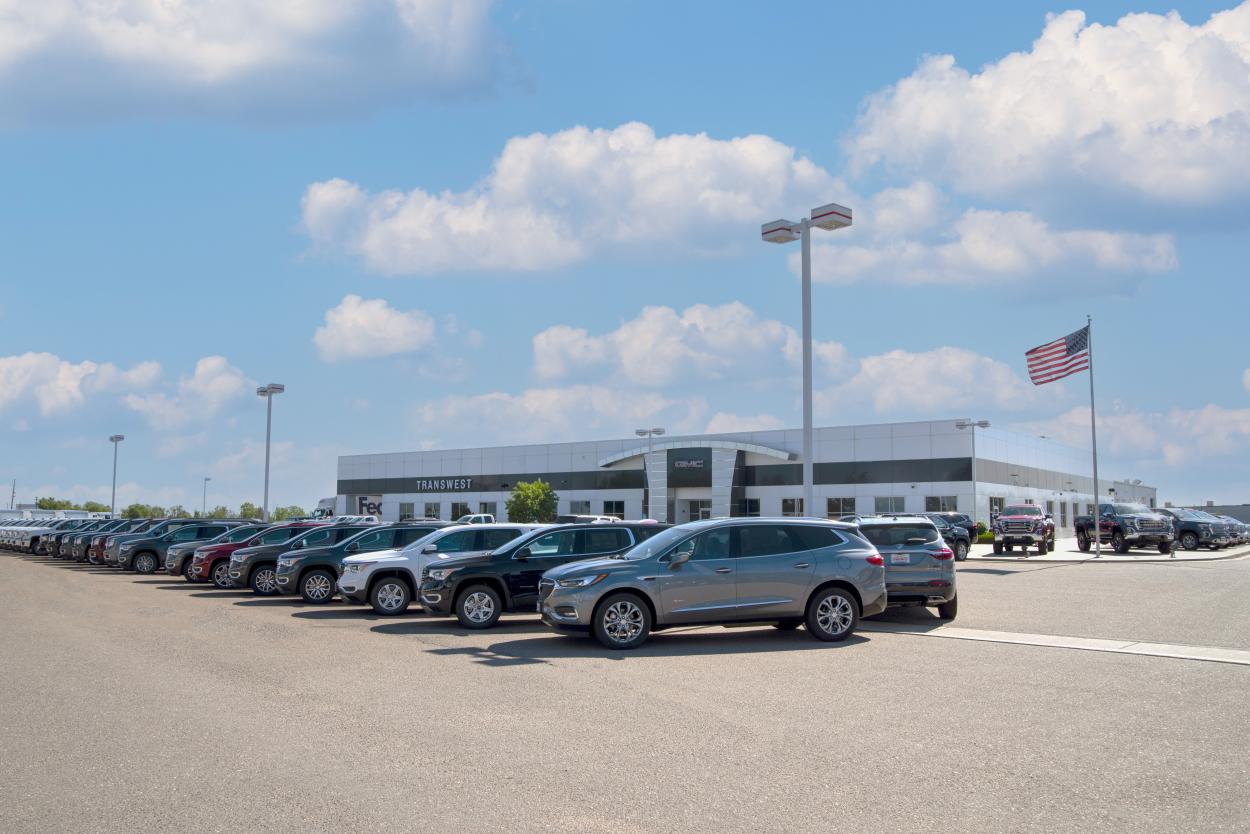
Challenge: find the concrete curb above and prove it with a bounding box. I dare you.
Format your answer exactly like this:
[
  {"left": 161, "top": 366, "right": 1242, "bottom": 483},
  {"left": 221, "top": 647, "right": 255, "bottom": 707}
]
[{"left": 969, "top": 547, "right": 1250, "bottom": 564}]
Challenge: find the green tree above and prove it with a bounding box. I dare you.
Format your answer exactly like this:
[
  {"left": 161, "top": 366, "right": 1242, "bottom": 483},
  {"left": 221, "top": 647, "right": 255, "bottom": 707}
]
[
  {"left": 36, "top": 497, "right": 77, "bottom": 510},
  {"left": 272, "top": 505, "right": 307, "bottom": 521},
  {"left": 505, "top": 480, "right": 558, "bottom": 523},
  {"left": 82, "top": 501, "right": 111, "bottom": 513},
  {"left": 208, "top": 505, "right": 231, "bottom": 519},
  {"left": 167, "top": 504, "right": 189, "bottom": 518},
  {"left": 122, "top": 503, "right": 154, "bottom": 519},
  {"left": 238, "top": 502, "right": 263, "bottom": 519}
]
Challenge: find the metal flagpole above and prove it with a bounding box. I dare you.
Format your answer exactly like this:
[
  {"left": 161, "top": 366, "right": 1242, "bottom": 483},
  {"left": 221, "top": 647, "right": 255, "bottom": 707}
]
[{"left": 1087, "top": 315, "right": 1101, "bottom": 559}]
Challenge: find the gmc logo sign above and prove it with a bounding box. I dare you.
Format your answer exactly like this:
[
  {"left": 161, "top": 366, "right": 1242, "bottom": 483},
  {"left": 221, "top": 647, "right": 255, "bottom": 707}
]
[{"left": 673, "top": 460, "right": 705, "bottom": 469}]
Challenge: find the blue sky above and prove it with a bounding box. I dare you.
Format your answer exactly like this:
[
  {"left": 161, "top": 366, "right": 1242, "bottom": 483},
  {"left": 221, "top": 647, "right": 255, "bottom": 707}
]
[{"left": 2, "top": 0, "right": 1248, "bottom": 511}]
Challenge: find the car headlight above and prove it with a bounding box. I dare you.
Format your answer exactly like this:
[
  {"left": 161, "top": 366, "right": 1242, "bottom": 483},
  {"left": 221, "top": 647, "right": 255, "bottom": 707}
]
[
  {"left": 426, "top": 567, "right": 459, "bottom": 581},
  {"left": 1200, "top": 524, "right": 1212, "bottom": 533},
  {"left": 277, "top": 558, "right": 298, "bottom": 568},
  {"left": 343, "top": 562, "right": 375, "bottom": 574},
  {"left": 120, "top": 543, "right": 135, "bottom": 552},
  {"left": 556, "top": 574, "right": 608, "bottom": 588}
]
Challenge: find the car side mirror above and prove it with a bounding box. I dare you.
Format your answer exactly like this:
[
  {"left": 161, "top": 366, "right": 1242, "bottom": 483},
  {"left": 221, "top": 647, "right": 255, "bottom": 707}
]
[
  {"left": 346, "top": 542, "right": 359, "bottom": 553},
  {"left": 515, "top": 547, "right": 531, "bottom": 561},
  {"left": 668, "top": 550, "right": 690, "bottom": 568},
  {"left": 293, "top": 541, "right": 304, "bottom": 549},
  {"left": 422, "top": 544, "right": 437, "bottom": 554}
]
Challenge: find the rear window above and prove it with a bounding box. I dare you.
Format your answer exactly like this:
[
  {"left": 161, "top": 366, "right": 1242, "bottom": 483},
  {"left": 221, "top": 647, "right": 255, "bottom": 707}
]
[
  {"left": 786, "top": 525, "right": 845, "bottom": 551},
  {"left": 860, "top": 524, "right": 941, "bottom": 547}
]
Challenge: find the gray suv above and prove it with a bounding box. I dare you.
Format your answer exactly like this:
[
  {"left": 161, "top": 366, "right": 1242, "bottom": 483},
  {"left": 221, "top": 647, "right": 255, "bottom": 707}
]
[
  {"left": 856, "top": 515, "right": 957, "bottom": 619},
  {"left": 538, "top": 518, "right": 886, "bottom": 649}
]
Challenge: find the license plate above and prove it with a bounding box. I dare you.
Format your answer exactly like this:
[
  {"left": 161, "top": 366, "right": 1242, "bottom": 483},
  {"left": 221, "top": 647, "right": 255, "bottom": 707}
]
[{"left": 890, "top": 553, "right": 910, "bottom": 565}]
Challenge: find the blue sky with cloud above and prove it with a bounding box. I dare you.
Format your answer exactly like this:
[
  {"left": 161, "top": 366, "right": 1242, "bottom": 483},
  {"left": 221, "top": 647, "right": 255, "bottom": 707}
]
[{"left": 2, "top": 0, "right": 1248, "bottom": 510}]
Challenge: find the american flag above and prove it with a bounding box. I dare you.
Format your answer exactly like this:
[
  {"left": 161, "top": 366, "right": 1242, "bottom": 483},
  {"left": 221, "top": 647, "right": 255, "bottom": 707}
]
[{"left": 1026, "top": 326, "right": 1090, "bottom": 385}]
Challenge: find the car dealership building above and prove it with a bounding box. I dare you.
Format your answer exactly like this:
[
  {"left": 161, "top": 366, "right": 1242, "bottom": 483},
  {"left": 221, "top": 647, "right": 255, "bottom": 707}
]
[{"left": 334, "top": 419, "right": 1156, "bottom": 533}]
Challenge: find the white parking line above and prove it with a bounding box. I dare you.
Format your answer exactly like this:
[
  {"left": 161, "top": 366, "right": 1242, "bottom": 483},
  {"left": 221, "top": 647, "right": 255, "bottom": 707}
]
[{"left": 860, "top": 622, "right": 1250, "bottom": 667}]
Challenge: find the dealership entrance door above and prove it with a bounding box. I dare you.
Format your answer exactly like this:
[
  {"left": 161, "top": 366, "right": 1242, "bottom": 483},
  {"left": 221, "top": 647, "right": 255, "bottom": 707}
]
[{"left": 685, "top": 500, "right": 711, "bottom": 521}]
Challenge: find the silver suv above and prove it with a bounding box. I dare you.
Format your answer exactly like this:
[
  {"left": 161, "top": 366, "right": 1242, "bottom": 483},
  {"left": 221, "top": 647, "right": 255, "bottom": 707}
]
[
  {"left": 537, "top": 518, "right": 886, "bottom": 650},
  {"left": 856, "top": 515, "right": 957, "bottom": 619}
]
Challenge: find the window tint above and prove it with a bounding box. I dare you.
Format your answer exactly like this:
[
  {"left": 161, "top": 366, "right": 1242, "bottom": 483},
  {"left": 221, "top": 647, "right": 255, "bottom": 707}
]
[
  {"left": 689, "top": 528, "right": 731, "bottom": 559},
  {"left": 202, "top": 526, "right": 228, "bottom": 538},
  {"left": 583, "top": 528, "right": 630, "bottom": 554},
  {"left": 480, "top": 529, "right": 521, "bottom": 550},
  {"left": 330, "top": 527, "right": 366, "bottom": 543},
  {"left": 737, "top": 525, "right": 795, "bottom": 557},
  {"left": 350, "top": 529, "right": 396, "bottom": 551},
  {"left": 296, "top": 529, "right": 335, "bottom": 547},
  {"left": 171, "top": 527, "right": 201, "bottom": 541},
  {"left": 787, "top": 525, "right": 845, "bottom": 551},
  {"left": 259, "top": 528, "right": 296, "bottom": 544},
  {"left": 860, "top": 524, "right": 941, "bottom": 547},
  {"left": 434, "top": 530, "right": 477, "bottom": 552},
  {"left": 527, "top": 530, "right": 578, "bottom": 557},
  {"left": 634, "top": 525, "right": 666, "bottom": 541},
  {"left": 224, "top": 526, "right": 262, "bottom": 543}
]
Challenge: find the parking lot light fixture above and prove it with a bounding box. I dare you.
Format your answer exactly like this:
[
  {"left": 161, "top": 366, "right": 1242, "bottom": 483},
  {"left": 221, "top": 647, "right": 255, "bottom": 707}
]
[
  {"left": 762, "top": 203, "right": 853, "bottom": 517},
  {"left": 108, "top": 435, "right": 125, "bottom": 517},
  {"left": 202, "top": 476, "right": 211, "bottom": 516},
  {"left": 255, "top": 384, "right": 285, "bottom": 522}
]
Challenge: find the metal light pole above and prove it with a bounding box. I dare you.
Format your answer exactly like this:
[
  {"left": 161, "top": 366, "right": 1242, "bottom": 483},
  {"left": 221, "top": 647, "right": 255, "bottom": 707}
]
[
  {"left": 255, "top": 384, "right": 285, "bottom": 522},
  {"left": 202, "top": 476, "right": 211, "bottom": 516},
  {"left": 636, "top": 427, "right": 665, "bottom": 519},
  {"left": 108, "top": 435, "right": 125, "bottom": 517},
  {"left": 762, "top": 203, "right": 852, "bottom": 517},
  {"left": 955, "top": 420, "right": 990, "bottom": 525}
]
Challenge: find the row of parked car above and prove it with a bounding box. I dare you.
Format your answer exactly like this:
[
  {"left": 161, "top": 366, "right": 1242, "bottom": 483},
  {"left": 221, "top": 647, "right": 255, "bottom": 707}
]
[{"left": 0, "top": 511, "right": 965, "bottom": 649}]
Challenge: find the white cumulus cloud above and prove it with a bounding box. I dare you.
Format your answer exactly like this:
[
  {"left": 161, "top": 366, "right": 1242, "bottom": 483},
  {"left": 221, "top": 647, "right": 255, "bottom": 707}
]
[
  {"left": 0, "top": 352, "right": 161, "bottom": 416},
  {"left": 301, "top": 122, "right": 845, "bottom": 274},
  {"left": 704, "top": 412, "right": 785, "bottom": 434},
  {"left": 846, "top": 4, "right": 1250, "bottom": 204},
  {"left": 0, "top": 0, "right": 507, "bottom": 124},
  {"left": 124, "top": 356, "right": 250, "bottom": 430},
  {"left": 1022, "top": 404, "right": 1250, "bottom": 467},
  {"left": 313, "top": 294, "right": 437, "bottom": 362}
]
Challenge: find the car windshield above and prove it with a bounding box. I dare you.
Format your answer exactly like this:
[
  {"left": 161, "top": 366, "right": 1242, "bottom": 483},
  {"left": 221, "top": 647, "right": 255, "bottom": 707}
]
[
  {"left": 860, "top": 524, "right": 941, "bottom": 546},
  {"left": 1112, "top": 503, "right": 1150, "bottom": 514},
  {"left": 618, "top": 525, "right": 692, "bottom": 560},
  {"left": 1003, "top": 506, "right": 1042, "bottom": 516}
]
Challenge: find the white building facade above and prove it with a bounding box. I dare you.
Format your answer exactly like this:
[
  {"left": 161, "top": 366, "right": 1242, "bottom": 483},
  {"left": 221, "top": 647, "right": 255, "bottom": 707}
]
[{"left": 334, "top": 419, "right": 1156, "bottom": 533}]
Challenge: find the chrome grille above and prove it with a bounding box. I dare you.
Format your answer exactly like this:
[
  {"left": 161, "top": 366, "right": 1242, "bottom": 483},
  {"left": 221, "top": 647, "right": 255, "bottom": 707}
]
[
  {"left": 1003, "top": 520, "right": 1034, "bottom": 533},
  {"left": 1137, "top": 519, "right": 1167, "bottom": 533},
  {"left": 538, "top": 579, "right": 556, "bottom": 601}
]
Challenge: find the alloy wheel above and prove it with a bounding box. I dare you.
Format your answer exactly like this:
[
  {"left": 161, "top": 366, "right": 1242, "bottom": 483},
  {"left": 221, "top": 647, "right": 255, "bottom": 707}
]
[
  {"left": 253, "top": 569, "right": 277, "bottom": 594},
  {"left": 375, "top": 582, "right": 406, "bottom": 612},
  {"left": 303, "top": 573, "right": 333, "bottom": 601},
  {"left": 601, "top": 599, "right": 644, "bottom": 644},
  {"left": 815, "top": 594, "right": 854, "bottom": 636},
  {"left": 462, "top": 591, "right": 496, "bottom": 624},
  {"left": 212, "top": 562, "right": 231, "bottom": 587}
]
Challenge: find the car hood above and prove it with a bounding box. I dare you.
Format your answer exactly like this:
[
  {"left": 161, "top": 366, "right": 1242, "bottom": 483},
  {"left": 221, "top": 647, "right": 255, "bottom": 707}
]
[
  {"left": 541, "top": 557, "right": 630, "bottom": 580},
  {"left": 342, "top": 546, "right": 403, "bottom": 565},
  {"left": 232, "top": 544, "right": 285, "bottom": 558},
  {"left": 427, "top": 552, "right": 492, "bottom": 570}
]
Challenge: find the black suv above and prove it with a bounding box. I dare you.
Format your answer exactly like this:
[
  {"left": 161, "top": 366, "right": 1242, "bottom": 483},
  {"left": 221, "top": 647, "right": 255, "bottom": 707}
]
[
  {"left": 117, "top": 521, "right": 250, "bottom": 573},
  {"left": 274, "top": 521, "right": 448, "bottom": 603},
  {"left": 925, "top": 511, "right": 978, "bottom": 540},
  {"left": 230, "top": 522, "right": 374, "bottom": 595},
  {"left": 419, "top": 522, "right": 669, "bottom": 629},
  {"left": 923, "top": 513, "right": 972, "bottom": 560}
]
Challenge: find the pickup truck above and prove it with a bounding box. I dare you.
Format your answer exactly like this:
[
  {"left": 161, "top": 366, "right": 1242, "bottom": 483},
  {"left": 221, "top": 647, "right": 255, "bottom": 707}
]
[
  {"left": 1075, "top": 502, "right": 1174, "bottom": 554},
  {"left": 991, "top": 504, "right": 1055, "bottom": 555}
]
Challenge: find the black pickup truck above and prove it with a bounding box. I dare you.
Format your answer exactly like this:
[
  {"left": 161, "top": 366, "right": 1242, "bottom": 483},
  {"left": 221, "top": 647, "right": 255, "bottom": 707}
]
[{"left": 1074, "top": 502, "right": 1174, "bottom": 554}]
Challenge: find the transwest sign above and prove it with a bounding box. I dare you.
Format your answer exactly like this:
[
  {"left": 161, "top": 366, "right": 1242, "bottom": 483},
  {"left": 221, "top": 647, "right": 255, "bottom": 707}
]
[{"left": 407, "top": 478, "right": 474, "bottom": 492}]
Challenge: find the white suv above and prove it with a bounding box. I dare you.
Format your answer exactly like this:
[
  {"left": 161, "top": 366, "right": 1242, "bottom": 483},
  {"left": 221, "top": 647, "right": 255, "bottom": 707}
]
[{"left": 337, "top": 523, "right": 544, "bottom": 614}]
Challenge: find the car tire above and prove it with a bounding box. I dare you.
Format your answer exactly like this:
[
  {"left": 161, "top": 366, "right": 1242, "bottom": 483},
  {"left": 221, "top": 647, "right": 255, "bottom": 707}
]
[
  {"left": 455, "top": 584, "right": 503, "bottom": 629},
  {"left": 1004, "top": 544, "right": 1013, "bottom": 552},
  {"left": 250, "top": 565, "right": 279, "bottom": 596},
  {"left": 1047, "top": 538, "right": 1056, "bottom": 553},
  {"left": 1037, "top": 539, "right": 1047, "bottom": 556},
  {"left": 211, "top": 561, "right": 232, "bottom": 588},
  {"left": 992, "top": 541, "right": 1003, "bottom": 555},
  {"left": 1157, "top": 542, "right": 1172, "bottom": 555},
  {"left": 937, "top": 594, "right": 958, "bottom": 620},
  {"left": 368, "top": 577, "right": 412, "bottom": 616},
  {"left": 1077, "top": 532, "right": 1091, "bottom": 552},
  {"left": 299, "top": 569, "right": 337, "bottom": 604},
  {"left": 805, "top": 587, "right": 858, "bottom": 642},
  {"left": 134, "top": 552, "right": 158, "bottom": 574},
  {"left": 773, "top": 619, "right": 801, "bottom": 630},
  {"left": 954, "top": 541, "right": 968, "bottom": 561},
  {"left": 1111, "top": 532, "right": 1130, "bottom": 554},
  {"left": 592, "top": 592, "right": 652, "bottom": 649},
  {"left": 182, "top": 559, "right": 198, "bottom": 582},
  {"left": 1181, "top": 532, "right": 1198, "bottom": 551}
]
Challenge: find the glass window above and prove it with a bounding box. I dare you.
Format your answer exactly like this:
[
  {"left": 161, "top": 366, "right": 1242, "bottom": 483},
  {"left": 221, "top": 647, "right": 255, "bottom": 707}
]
[
  {"left": 602, "top": 500, "right": 625, "bottom": 519},
  {"left": 738, "top": 525, "right": 795, "bottom": 557},
  {"left": 398, "top": 502, "right": 415, "bottom": 521},
  {"left": 781, "top": 498, "right": 804, "bottom": 517},
  {"left": 423, "top": 502, "right": 440, "bottom": 520},
  {"left": 583, "top": 528, "right": 631, "bottom": 554},
  {"left": 450, "top": 502, "right": 472, "bottom": 519},
  {"left": 925, "top": 496, "right": 958, "bottom": 512},
  {"left": 989, "top": 497, "right": 1005, "bottom": 517},
  {"left": 1059, "top": 502, "right": 1068, "bottom": 527},
  {"left": 826, "top": 497, "right": 855, "bottom": 518},
  {"left": 201, "top": 525, "right": 227, "bottom": 538},
  {"left": 860, "top": 524, "right": 941, "bottom": 547},
  {"left": 296, "top": 528, "right": 335, "bottom": 547},
  {"left": 478, "top": 502, "right": 497, "bottom": 517},
  {"left": 1045, "top": 500, "right": 1055, "bottom": 517},
  {"left": 569, "top": 500, "right": 591, "bottom": 515},
  {"left": 222, "top": 526, "right": 261, "bottom": 543},
  {"left": 787, "top": 525, "right": 845, "bottom": 551},
  {"left": 348, "top": 529, "right": 397, "bottom": 551},
  {"left": 433, "top": 530, "right": 477, "bottom": 552},
  {"left": 259, "top": 527, "right": 299, "bottom": 544},
  {"left": 742, "top": 498, "right": 761, "bottom": 518},
  {"left": 171, "top": 526, "right": 201, "bottom": 541},
  {"left": 667, "top": 527, "right": 731, "bottom": 561},
  {"left": 525, "top": 530, "right": 578, "bottom": 557},
  {"left": 875, "top": 497, "right": 905, "bottom": 514},
  {"left": 480, "top": 529, "right": 522, "bottom": 550}
]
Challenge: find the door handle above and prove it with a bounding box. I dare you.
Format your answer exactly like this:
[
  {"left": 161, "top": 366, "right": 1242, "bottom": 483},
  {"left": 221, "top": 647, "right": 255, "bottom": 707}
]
[
  {"left": 714, "top": 567, "right": 733, "bottom": 574},
  {"left": 793, "top": 563, "right": 810, "bottom": 569}
]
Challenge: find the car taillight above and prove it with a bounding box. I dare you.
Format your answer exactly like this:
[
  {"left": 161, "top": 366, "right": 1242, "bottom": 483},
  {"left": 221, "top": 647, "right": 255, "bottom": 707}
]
[
  {"left": 932, "top": 548, "right": 954, "bottom": 560},
  {"left": 867, "top": 553, "right": 884, "bottom": 566}
]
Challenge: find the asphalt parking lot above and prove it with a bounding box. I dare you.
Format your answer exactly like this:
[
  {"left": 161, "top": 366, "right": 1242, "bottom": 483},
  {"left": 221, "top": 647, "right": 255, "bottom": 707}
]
[{"left": 3, "top": 552, "right": 1249, "bottom": 833}]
